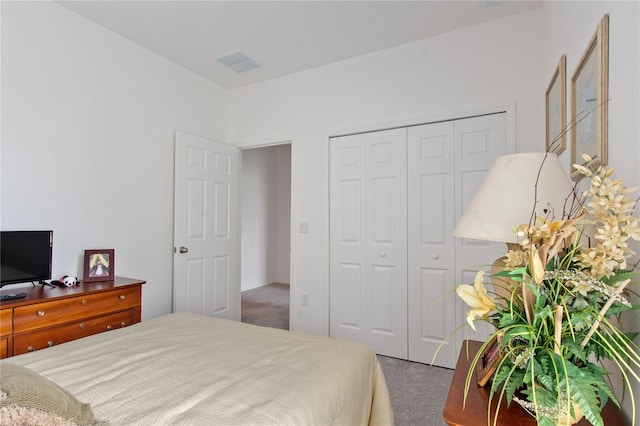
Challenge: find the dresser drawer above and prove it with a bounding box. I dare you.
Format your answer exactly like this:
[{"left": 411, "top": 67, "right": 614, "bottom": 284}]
[
  {"left": 13, "top": 287, "right": 140, "bottom": 333},
  {"left": 0, "top": 309, "right": 12, "bottom": 335},
  {"left": 0, "top": 337, "right": 8, "bottom": 359},
  {"left": 13, "top": 309, "right": 135, "bottom": 355}
]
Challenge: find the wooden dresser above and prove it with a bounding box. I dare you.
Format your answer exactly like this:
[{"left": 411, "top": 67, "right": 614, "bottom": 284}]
[{"left": 0, "top": 277, "right": 145, "bottom": 358}]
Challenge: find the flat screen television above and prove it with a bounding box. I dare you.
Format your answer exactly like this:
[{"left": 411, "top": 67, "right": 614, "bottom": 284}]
[{"left": 1, "top": 230, "right": 53, "bottom": 287}]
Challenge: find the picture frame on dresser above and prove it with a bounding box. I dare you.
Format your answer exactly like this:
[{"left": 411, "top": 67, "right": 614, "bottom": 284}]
[
  {"left": 571, "top": 14, "right": 609, "bottom": 180},
  {"left": 83, "top": 249, "right": 115, "bottom": 282}
]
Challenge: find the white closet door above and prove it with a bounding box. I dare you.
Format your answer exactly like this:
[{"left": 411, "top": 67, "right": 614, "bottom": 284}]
[
  {"left": 329, "top": 128, "right": 408, "bottom": 358},
  {"left": 407, "top": 113, "right": 507, "bottom": 368},
  {"left": 330, "top": 112, "right": 507, "bottom": 365},
  {"left": 364, "top": 128, "right": 408, "bottom": 359},
  {"left": 454, "top": 113, "right": 508, "bottom": 350},
  {"left": 329, "top": 133, "right": 367, "bottom": 344},
  {"left": 407, "top": 121, "right": 456, "bottom": 367}
]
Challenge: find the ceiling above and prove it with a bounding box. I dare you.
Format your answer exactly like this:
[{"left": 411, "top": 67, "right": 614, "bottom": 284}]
[{"left": 57, "top": 1, "right": 543, "bottom": 89}]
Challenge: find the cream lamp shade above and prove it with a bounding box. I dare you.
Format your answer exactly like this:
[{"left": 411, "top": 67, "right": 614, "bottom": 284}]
[{"left": 453, "top": 152, "right": 574, "bottom": 244}]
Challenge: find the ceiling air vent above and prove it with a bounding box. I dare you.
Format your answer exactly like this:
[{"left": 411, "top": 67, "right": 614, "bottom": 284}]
[{"left": 216, "top": 51, "right": 261, "bottom": 73}]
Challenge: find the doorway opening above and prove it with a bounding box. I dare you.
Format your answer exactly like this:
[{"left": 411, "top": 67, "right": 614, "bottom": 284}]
[{"left": 240, "top": 143, "right": 291, "bottom": 330}]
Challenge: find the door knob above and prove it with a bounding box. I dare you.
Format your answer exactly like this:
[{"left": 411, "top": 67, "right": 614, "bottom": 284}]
[
  {"left": 432, "top": 254, "right": 439, "bottom": 260},
  {"left": 179, "top": 246, "right": 189, "bottom": 254}
]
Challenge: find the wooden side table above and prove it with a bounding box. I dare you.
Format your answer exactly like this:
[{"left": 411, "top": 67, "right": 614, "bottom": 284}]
[{"left": 443, "top": 340, "right": 624, "bottom": 426}]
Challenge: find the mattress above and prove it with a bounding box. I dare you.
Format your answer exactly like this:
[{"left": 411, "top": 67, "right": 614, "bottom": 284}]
[{"left": 3, "top": 312, "right": 394, "bottom": 425}]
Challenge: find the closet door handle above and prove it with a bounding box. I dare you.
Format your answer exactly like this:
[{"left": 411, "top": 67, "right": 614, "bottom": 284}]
[
  {"left": 432, "top": 254, "right": 439, "bottom": 260},
  {"left": 380, "top": 252, "right": 387, "bottom": 258}
]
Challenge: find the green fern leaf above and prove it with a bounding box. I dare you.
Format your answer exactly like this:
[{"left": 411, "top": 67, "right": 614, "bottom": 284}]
[
  {"left": 569, "top": 381, "right": 603, "bottom": 426},
  {"left": 600, "top": 269, "right": 638, "bottom": 285},
  {"left": 502, "top": 368, "right": 525, "bottom": 402},
  {"left": 537, "top": 416, "right": 556, "bottom": 426},
  {"left": 563, "top": 340, "right": 587, "bottom": 361}
]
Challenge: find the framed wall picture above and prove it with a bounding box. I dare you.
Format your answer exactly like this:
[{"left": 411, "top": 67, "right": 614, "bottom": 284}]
[
  {"left": 570, "top": 14, "right": 609, "bottom": 180},
  {"left": 83, "top": 249, "right": 115, "bottom": 282},
  {"left": 476, "top": 335, "right": 502, "bottom": 387},
  {"left": 546, "top": 54, "right": 566, "bottom": 155}
]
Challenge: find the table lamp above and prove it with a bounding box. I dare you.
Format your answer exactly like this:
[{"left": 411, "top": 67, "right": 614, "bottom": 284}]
[
  {"left": 453, "top": 152, "right": 575, "bottom": 244},
  {"left": 453, "top": 152, "right": 576, "bottom": 302}
]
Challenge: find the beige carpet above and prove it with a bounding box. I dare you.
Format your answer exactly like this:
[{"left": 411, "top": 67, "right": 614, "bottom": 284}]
[
  {"left": 240, "top": 282, "right": 454, "bottom": 425},
  {"left": 377, "top": 355, "right": 453, "bottom": 426},
  {"left": 241, "top": 282, "right": 290, "bottom": 330}
]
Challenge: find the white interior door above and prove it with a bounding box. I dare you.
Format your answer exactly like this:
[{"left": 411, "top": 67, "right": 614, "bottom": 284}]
[
  {"left": 407, "top": 121, "right": 457, "bottom": 367},
  {"left": 329, "top": 128, "right": 408, "bottom": 359},
  {"left": 174, "top": 131, "right": 240, "bottom": 321}
]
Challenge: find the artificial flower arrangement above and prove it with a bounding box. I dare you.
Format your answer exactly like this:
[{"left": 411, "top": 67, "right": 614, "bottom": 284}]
[{"left": 456, "top": 155, "right": 640, "bottom": 426}]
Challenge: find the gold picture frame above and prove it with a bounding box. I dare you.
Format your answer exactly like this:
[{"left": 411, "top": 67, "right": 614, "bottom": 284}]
[
  {"left": 570, "top": 14, "right": 609, "bottom": 180},
  {"left": 546, "top": 54, "right": 566, "bottom": 155}
]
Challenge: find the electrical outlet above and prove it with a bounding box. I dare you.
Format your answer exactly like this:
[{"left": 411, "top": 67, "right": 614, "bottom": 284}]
[{"left": 301, "top": 293, "right": 310, "bottom": 307}]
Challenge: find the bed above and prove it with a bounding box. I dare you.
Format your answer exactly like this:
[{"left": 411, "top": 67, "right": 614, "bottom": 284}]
[{"left": 0, "top": 312, "right": 394, "bottom": 425}]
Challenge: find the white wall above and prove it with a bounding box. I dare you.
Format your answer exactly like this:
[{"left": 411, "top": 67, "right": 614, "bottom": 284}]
[
  {"left": 228, "top": 9, "right": 546, "bottom": 334},
  {"left": 1, "top": 1, "right": 228, "bottom": 320},
  {"left": 240, "top": 144, "right": 291, "bottom": 291},
  {"left": 540, "top": 2, "right": 640, "bottom": 422}
]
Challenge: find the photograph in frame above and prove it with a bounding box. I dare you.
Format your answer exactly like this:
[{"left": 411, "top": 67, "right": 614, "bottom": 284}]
[
  {"left": 571, "top": 14, "right": 609, "bottom": 180},
  {"left": 476, "top": 335, "right": 502, "bottom": 387},
  {"left": 546, "top": 54, "right": 566, "bottom": 155},
  {"left": 83, "top": 249, "right": 115, "bottom": 282}
]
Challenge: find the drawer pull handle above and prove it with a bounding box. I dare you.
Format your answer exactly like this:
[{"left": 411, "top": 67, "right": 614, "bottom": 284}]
[
  {"left": 27, "top": 346, "right": 35, "bottom": 352},
  {"left": 120, "top": 321, "right": 126, "bottom": 327},
  {"left": 47, "top": 341, "right": 54, "bottom": 347},
  {"left": 79, "top": 322, "right": 85, "bottom": 329},
  {"left": 106, "top": 325, "right": 113, "bottom": 330},
  {"left": 119, "top": 295, "right": 125, "bottom": 300},
  {"left": 81, "top": 299, "right": 88, "bottom": 306},
  {"left": 37, "top": 310, "right": 45, "bottom": 317}
]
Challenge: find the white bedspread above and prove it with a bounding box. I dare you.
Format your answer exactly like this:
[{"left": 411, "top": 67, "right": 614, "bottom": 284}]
[{"left": 5, "top": 312, "right": 394, "bottom": 426}]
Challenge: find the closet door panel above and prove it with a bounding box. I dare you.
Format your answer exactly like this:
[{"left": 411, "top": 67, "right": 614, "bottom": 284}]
[
  {"left": 418, "top": 268, "right": 449, "bottom": 339},
  {"left": 334, "top": 263, "right": 363, "bottom": 329},
  {"left": 420, "top": 174, "right": 449, "bottom": 248},
  {"left": 369, "top": 265, "right": 394, "bottom": 331},
  {"left": 454, "top": 113, "right": 508, "bottom": 348},
  {"left": 365, "top": 128, "right": 407, "bottom": 359},
  {"left": 329, "top": 134, "right": 367, "bottom": 343},
  {"left": 407, "top": 122, "right": 456, "bottom": 367}
]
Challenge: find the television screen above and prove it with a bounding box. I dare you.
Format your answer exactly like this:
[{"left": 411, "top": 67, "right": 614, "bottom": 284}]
[{"left": 1, "top": 230, "right": 53, "bottom": 286}]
